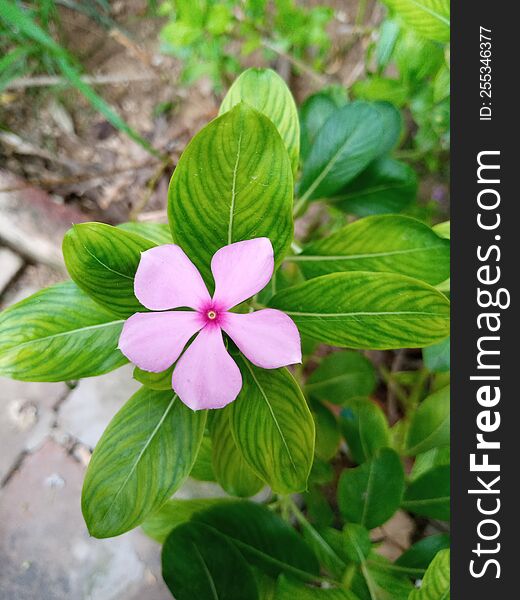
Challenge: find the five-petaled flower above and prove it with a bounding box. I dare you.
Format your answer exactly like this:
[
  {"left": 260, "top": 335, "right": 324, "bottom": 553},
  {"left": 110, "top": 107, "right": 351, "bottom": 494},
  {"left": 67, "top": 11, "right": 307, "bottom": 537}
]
[{"left": 118, "top": 237, "right": 301, "bottom": 410}]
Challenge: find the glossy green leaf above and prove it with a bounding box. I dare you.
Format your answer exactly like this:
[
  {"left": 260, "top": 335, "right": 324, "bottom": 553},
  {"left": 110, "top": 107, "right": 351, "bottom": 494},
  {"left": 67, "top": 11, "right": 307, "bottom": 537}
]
[
  {"left": 312, "top": 400, "right": 341, "bottom": 461},
  {"left": 332, "top": 157, "right": 417, "bottom": 216},
  {"left": 63, "top": 222, "right": 155, "bottom": 317},
  {"left": 168, "top": 103, "right": 293, "bottom": 284},
  {"left": 340, "top": 398, "right": 390, "bottom": 464},
  {"left": 190, "top": 435, "right": 216, "bottom": 481},
  {"left": 117, "top": 221, "right": 173, "bottom": 244},
  {"left": 276, "top": 576, "right": 359, "bottom": 600},
  {"left": 162, "top": 521, "right": 259, "bottom": 600},
  {"left": 220, "top": 68, "right": 300, "bottom": 174},
  {"left": 409, "top": 549, "right": 450, "bottom": 600},
  {"left": 194, "top": 501, "right": 320, "bottom": 578},
  {"left": 292, "top": 216, "right": 449, "bottom": 286},
  {"left": 300, "top": 88, "right": 348, "bottom": 161},
  {"left": 433, "top": 220, "right": 450, "bottom": 239},
  {"left": 402, "top": 465, "right": 450, "bottom": 520},
  {"left": 142, "top": 498, "right": 231, "bottom": 543},
  {"left": 230, "top": 360, "right": 315, "bottom": 494},
  {"left": 211, "top": 407, "right": 264, "bottom": 497},
  {"left": 306, "top": 351, "right": 377, "bottom": 405},
  {"left": 299, "top": 102, "right": 384, "bottom": 202},
  {"left": 82, "top": 387, "right": 206, "bottom": 538},
  {"left": 405, "top": 386, "right": 449, "bottom": 455},
  {"left": 411, "top": 447, "right": 450, "bottom": 481},
  {"left": 133, "top": 365, "right": 174, "bottom": 390},
  {"left": 395, "top": 534, "right": 450, "bottom": 574},
  {"left": 373, "top": 101, "right": 403, "bottom": 154},
  {"left": 338, "top": 448, "right": 405, "bottom": 529},
  {"left": 268, "top": 272, "right": 450, "bottom": 350},
  {"left": 382, "top": 0, "right": 450, "bottom": 43},
  {"left": 423, "top": 337, "right": 450, "bottom": 372},
  {"left": 0, "top": 282, "right": 127, "bottom": 382}
]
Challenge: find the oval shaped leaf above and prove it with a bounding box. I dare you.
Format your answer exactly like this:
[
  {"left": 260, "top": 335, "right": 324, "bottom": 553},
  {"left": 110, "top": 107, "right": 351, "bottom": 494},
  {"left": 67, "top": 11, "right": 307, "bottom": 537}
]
[
  {"left": 63, "top": 222, "right": 155, "bottom": 316},
  {"left": 211, "top": 407, "right": 264, "bottom": 497},
  {"left": 0, "top": 281, "right": 126, "bottom": 382},
  {"left": 292, "top": 215, "right": 449, "bottom": 286},
  {"left": 194, "top": 501, "right": 320, "bottom": 578},
  {"left": 168, "top": 103, "right": 293, "bottom": 284},
  {"left": 230, "top": 360, "right": 315, "bottom": 494},
  {"left": 299, "top": 102, "right": 384, "bottom": 202},
  {"left": 405, "top": 386, "right": 449, "bottom": 455},
  {"left": 383, "top": 0, "right": 450, "bottom": 43},
  {"left": 220, "top": 68, "right": 300, "bottom": 174},
  {"left": 332, "top": 157, "right": 417, "bottom": 216},
  {"left": 82, "top": 387, "right": 206, "bottom": 538},
  {"left": 306, "top": 351, "right": 377, "bottom": 405},
  {"left": 409, "top": 549, "right": 450, "bottom": 600},
  {"left": 268, "top": 272, "right": 450, "bottom": 349},
  {"left": 340, "top": 398, "right": 390, "bottom": 464},
  {"left": 338, "top": 448, "right": 405, "bottom": 529},
  {"left": 395, "top": 534, "right": 450, "bottom": 574},
  {"left": 162, "top": 521, "right": 259, "bottom": 600},
  {"left": 402, "top": 465, "right": 450, "bottom": 520}
]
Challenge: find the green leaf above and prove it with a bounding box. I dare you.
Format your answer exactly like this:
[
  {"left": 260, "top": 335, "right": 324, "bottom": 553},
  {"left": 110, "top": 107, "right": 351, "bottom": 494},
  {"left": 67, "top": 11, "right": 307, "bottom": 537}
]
[
  {"left": 0, "top": 282, "right": 127, "bottom": 382},
  {"left": 117, "top": 222, "right": 173, "bottom": 244},
  {"left": 268, "top": 272, "right": 450, "bottom": 350},
  {"left": 230, "top": 360, "right": 315, "bottom": 494},
  {"left": 220, "top": 68, "right": 300, "bottom": 175},
  {"left": 133, "top": 365, "right": 174, "bottom": 390},
  {"left": 82, "top": 387, "right": 206, "bottom": 538},
  {"left": 300, "top": 88, "right": 348, "bottom": 161},
  {"left": 411, "top": 447, "right": 450, "bottom": 481},
  {"left": 190, "top": 435, "right": 216, "bottom": 481},
  {"left": 373, "top": 101, "right": 403, "bottom": 155},
  {"left": 337, "top": 448, "right": 405, "bottom": 529},
  {"left": 275, "top": 575, "right": 359, "bottom": 600},
  {"left": 211, "top": 407, "right": 264, "bottom": 497},
  {"left": 340, "top": 398, "right": 390, "bottom": 464},
  {"left": 63, "top": 223, "right": 155, "bottom": 317},
  {"left": 405, "top": 386, "right": 449, "bottom": 455},
  {"left": 298, "top": 102, "right": 384, "bottom": 202},
  {"left": 312, "top": 400, "right": 341, "bottom": 461},
  {"left": 306, "top": 351, "right": 377, "bottom": 405},
  {"left": 142, "top": 498, "right": 231, "bottom": 543},
  {"left": 382, "top": 0, "right": 450, "bottom": 43},
  {"left": 168, "top": 103, "right": 293, "bottom": 285},
  {"left": 343, "top": 523, "right": 372, "bottom": 564},
  {"left": 353, "top": 78, "right": 410, "bottom": 107},
  {"left": 353, "top": 554, "right": 414, "bottom": 600},
  {"left": 432, "top": 220, "right": 450, "bottom": 239},
  {"left": 162, "top": 521, "right": 259, "bottom": 600},
  {"left": 423, "top": 337, "right": 450, "bottom": 372},
  {"left": 291, "top": 216, "right": 449, "bottom": 286},
  {"left": 332, "top": 157, "right": 417, "bottom": 216},
  {"left": 409, "top": 549, "right": 450, "bottom": 600},
  {"left": 194, "top": 501, "right": 320, "bottom": 578},
  {"left": 395, "top": 535, "right": 450, "bottom": 574},
  {"left": 402, "top": 465, "right": 450, "bottom": 520}
]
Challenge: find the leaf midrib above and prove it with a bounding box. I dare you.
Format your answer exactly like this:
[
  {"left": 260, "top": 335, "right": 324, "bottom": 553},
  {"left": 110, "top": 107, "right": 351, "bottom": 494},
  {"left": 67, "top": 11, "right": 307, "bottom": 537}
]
[
  {"left": 94, "top": 395, "right": 177, "bottom": 531},
  {"left": 407, "top": 0, "right": 450, "bottom": 26},
  {"left": 228, "top": 131, "right": 243, "bottom": 244},
  {"left": 244, "top": 360, "right": 299, "bottom": 476},
  {"left": 287, "top": 245, "right": 446, "bottom": 262},
  {"left": 406, "top": 413, "right": 449, "bottom": 455},
  {"left": 192, "top": 542, "right": 220, "bottom": 600}
]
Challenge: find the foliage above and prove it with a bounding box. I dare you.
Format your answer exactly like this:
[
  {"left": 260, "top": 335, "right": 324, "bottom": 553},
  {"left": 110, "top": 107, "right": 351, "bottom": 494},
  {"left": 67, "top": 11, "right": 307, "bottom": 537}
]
[
  {"left": 156, "top": 0, "right": 333, "bottom": 89},
  {"left": 0, "top": 1, "right": 451, "bottom": 597}
]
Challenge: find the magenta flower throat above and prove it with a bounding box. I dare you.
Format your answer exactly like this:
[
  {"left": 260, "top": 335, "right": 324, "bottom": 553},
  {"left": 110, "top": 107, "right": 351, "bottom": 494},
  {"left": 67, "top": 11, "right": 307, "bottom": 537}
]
[{"left": 118, "top": 237, "right": 301, "bottom": 410}]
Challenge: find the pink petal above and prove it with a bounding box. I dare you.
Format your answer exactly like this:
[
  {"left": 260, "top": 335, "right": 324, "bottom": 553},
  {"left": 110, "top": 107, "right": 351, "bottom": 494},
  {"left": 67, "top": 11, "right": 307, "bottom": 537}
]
[
  {"left": 172, "top": 326, "right": 242, "bottom": 410},
  {"left": 222, "top": 309, "right": 302, "bottom": 369},
  {"left": 211, "top": 238, "right": 274, "bottom": 310},
  {"left": 118, "top": 311, "right": 203, "bottom": 373},
  {"left": 134, "top": 244, "right": 211, "bottom": 311}
]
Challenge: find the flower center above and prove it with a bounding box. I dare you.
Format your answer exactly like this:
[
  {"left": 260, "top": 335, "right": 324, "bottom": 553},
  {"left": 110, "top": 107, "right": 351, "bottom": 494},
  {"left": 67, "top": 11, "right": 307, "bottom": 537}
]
[{"left": 207, "top": 310, "right": 217, "bottom": 320}]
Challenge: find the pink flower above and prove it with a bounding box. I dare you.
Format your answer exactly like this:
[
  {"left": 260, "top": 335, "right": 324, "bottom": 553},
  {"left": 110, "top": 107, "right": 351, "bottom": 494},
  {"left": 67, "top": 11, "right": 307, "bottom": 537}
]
[{"left": 118, "top": 237, "right": 301, "bottom": 410}]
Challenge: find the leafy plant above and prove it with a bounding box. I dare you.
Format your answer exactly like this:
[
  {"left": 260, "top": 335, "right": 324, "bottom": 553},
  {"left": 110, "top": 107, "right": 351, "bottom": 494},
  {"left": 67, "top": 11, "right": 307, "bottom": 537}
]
[
  {"left": 0, "top": 55, "right": 450, "bottom": 600},
  {"left": 156, "top": 0, "right": 333, "bottom": 89}
]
